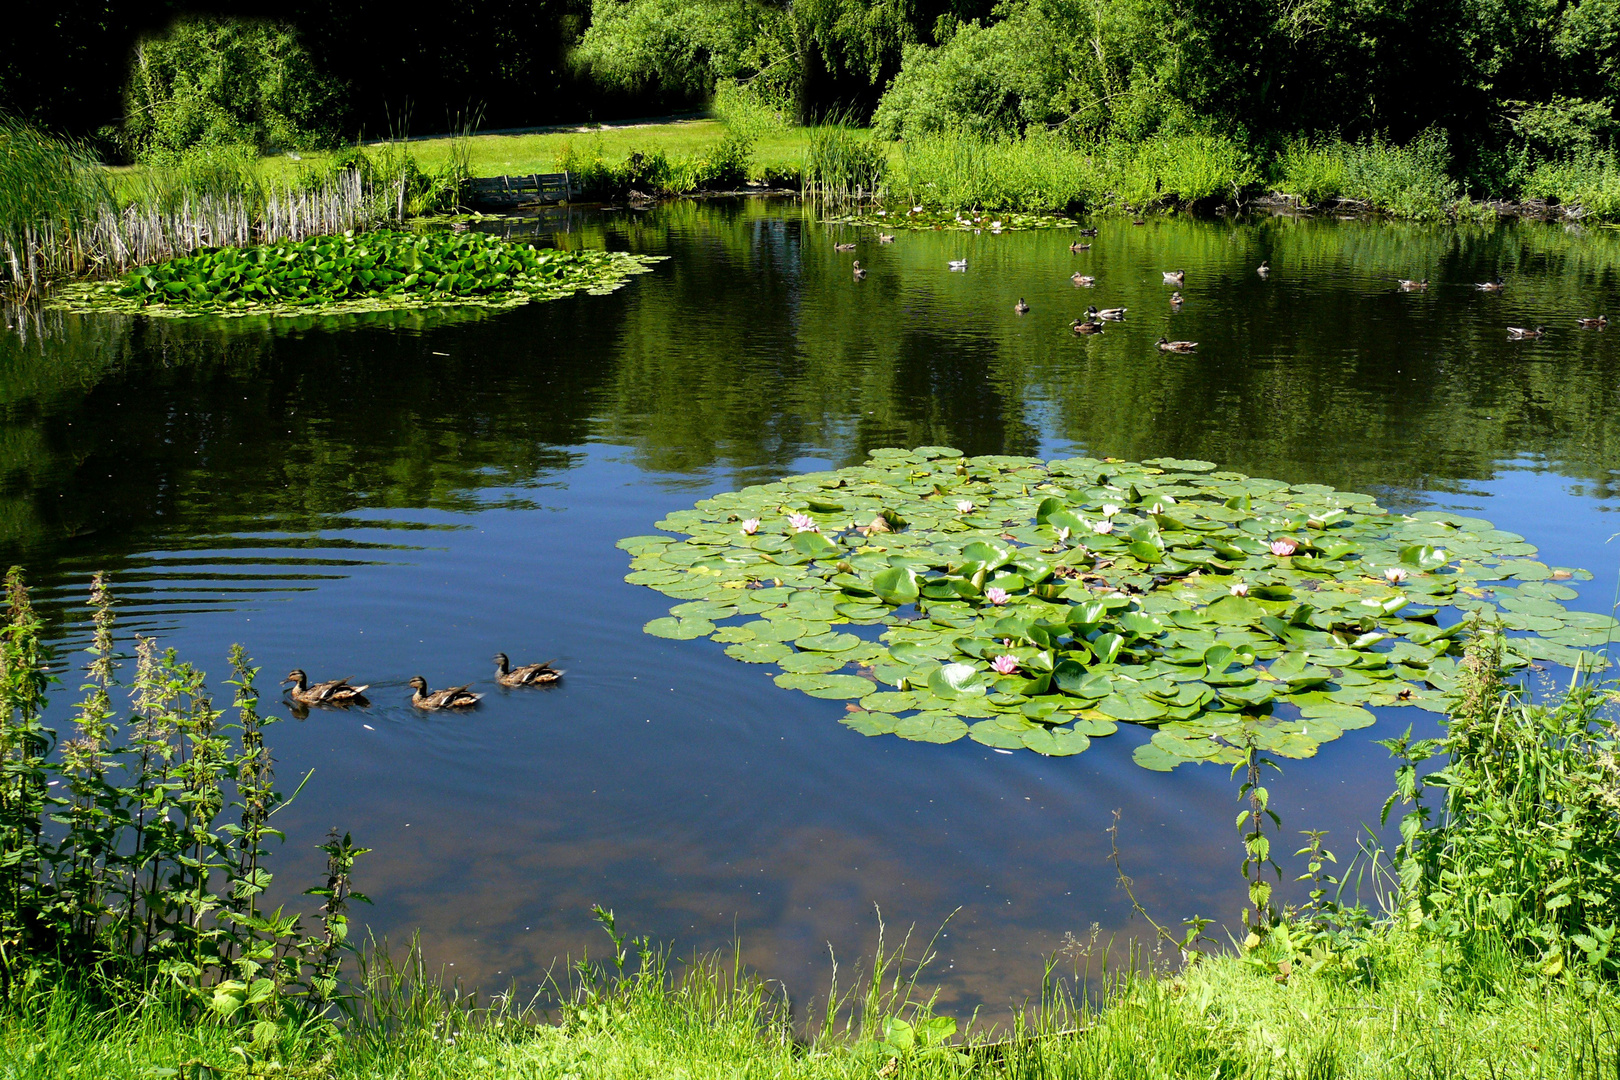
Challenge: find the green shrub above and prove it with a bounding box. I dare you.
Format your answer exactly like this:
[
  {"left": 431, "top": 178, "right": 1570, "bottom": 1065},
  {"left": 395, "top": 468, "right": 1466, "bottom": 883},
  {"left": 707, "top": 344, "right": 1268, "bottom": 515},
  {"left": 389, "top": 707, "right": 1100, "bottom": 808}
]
[
  {"left": 123, "top": 16, "right": 343, "bottom": 164},
  {"left": 1523, "top": 150, "right": 1620, "bottom": 220},
  {"left": 1273, "top": 130, "right": 1460, "bottom": 219}
]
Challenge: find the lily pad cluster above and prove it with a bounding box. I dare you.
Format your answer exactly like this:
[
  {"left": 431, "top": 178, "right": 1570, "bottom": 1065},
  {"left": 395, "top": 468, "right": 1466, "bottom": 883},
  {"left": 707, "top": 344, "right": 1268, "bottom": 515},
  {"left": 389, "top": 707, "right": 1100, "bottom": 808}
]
[
  {"left": 620, "top": 448, "right": 1606, "bottom": 771},
  {"left": 823, "top": 209, "right": 1077, "bottom": 232},
  {"left": 52, "top": 229, "right": 663, "bottom": 318}
]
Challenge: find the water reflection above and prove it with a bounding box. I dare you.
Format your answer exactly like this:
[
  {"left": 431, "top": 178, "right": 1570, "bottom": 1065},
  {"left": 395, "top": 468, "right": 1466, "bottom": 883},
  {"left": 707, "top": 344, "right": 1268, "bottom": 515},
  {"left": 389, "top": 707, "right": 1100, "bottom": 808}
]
[{"left": 1, "top": 202, "right": 1617, "bottom": 1009}]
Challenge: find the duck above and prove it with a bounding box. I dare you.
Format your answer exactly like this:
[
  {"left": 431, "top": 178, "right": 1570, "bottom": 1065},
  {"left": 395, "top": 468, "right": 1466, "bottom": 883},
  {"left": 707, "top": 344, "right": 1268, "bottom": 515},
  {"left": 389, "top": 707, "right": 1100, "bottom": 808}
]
[
  {"left": 1506, "top": 326, "right": 1545, "bottom": 339},
  {"left": 1162, "top": 270, "right": 1186, "bottom": 284},
  {"left": 408, "top": 676, "right": 482, "bottom": 709},
  {"left": 283, "top": 670, "right": 369, "bottom": 706},
  {"left": 1070, "top": 241, "right": 1091, "bottom": 252},
  {"left": 1072, "top": 318, "right": 1104, "bottom": 335},
  {"left": 1476, "top": 279, "right": 1505, "bottom": 291},
  {"left": 1077, "top": 228, "right": 1098, "bottom": 237},
  {"left": 1088, "top": 305, "right": 1127, "bottom": 321},
  {"left": 852, "top": 260, "right": 867, "bottom": 279},
  {"left": 1071, "top": 273, "right": 1096, "bottom": 286},
  {"left": 1014, "top": 298, "right": 1030, "bottom": 314},
  {"left": 948, "top": 259, "right": 968, "bottom": 271},
  {"left": 1132, "top": 218, "right": 1146, "bottom": 226},
  {"left": 1257, "top": 260, "right": 1270, "bottom": 277},
  {"left": 1157, "top": 337, "right": 1198, "bottom": 352},
  {"left": 493, "top": 653, "right": 563, "bottom": 687},
  {"left": 1398, "top": 279, "right": 1428, "bottom": 291},
  {"left": 833, "top": 242, "right": 857, "bottom": 252},
  {"left": 1169, "top": 291, "right": 1184, "bottom": 306},
  {"left": 1577, "top": 316, "right": 1608, "bottom": 329},
  {"left": 878, "top": 233, "right": 895, "bottom": 243}
]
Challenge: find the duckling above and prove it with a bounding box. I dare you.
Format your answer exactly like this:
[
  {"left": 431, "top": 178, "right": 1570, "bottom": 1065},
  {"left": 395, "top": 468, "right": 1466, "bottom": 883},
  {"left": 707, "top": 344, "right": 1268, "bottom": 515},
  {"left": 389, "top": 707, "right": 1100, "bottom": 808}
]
[
  {"left": 1257, "top": 260, "right": 1270, "bottom": 277},
  {"left": 1577, "top": 316, "right": 1608, "bottom": 329},
  {"left": 283, "top": 670, "right": 369, "bottom": 706},
  {"left": 878, "top": 233, "right": 895, "bottom": 243},
  {"left": 1169, "top": 291, "right": 1184, "bottom": 306},
  {"left": 1156, "top": 337, "right": 1198, "bottom": 352},
  {"left": 493, "top": 653, "right": 563, "bottom": 687},
  {"left": 1069, "top": 241, "right": 1091, "bottom": 252},
  {"left": 1014, "top": 298, "right": 1030, "bottom": 314},
  {"left": 1506, "top": 326, "right": 1545, "bottom": 339},
  {"left": 1162, "top": 270, "right": 1186, "bottom": 284},
  {"left": 1398, "top": 279, "right": 1428, "bottom": 291},
  {"left": 1088, "top": 305, "right": 1127, "bottom": 321},
  {"left": 852, "top": 260, "right": 867, "bottom": 279},
  {"left": 1072, "top": 318, "right": 1104, "bottom": 335},
  {"left": 1476, "top": 279, "right": 1505, "bottom": 291},
  {"left": 1077, "top": 227, "right": 1099, "bottom": 237},
  {"left": 1071, "top": 273, "right": 1096, "bottom": 286},
  {"left": 408, "top": 676, "right": 482, "bottom": 709},
  {"left": 833, "top": 242, "right": 857, "bottom": 252},
  {"left": 948, "top": 259, "right": 968, "bottom": 271}
]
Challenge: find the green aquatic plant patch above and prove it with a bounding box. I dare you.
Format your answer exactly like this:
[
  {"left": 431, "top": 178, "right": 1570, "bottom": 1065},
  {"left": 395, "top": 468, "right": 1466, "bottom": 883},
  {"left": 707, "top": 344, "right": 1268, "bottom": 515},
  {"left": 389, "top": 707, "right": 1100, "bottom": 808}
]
[
  {"left": 621, "top": 448, "right": 1605, "bottom": 769},
  {"left": 50, "top": 229, "right": 663, "bottom": 317},
  {"left": 822, "top": 208, "right": 1077, "bottom": 231}
]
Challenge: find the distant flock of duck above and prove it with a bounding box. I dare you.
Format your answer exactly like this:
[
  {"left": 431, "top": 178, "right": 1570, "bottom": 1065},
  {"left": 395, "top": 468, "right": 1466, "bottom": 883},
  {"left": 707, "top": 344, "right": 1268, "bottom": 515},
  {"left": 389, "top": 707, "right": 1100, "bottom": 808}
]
[
  {"left": 282, "top": 652, "right": 562, "bottom": 711},
  {"left": 833, "top": 228, "right": 1609, "bottom": 349}
]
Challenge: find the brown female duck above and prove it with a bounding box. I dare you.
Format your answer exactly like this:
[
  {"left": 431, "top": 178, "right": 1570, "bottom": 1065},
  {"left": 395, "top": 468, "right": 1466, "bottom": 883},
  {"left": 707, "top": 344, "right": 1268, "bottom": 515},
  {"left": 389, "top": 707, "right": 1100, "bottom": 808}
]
[
  {"left": 283, "top": 670, "right": 369, "bottom": 705},
  {"left": 494, "top": 653, "right": 563, "bottom": 687},
  {"left": 408, "top": 676, "right": 482, "bottom": 709}
]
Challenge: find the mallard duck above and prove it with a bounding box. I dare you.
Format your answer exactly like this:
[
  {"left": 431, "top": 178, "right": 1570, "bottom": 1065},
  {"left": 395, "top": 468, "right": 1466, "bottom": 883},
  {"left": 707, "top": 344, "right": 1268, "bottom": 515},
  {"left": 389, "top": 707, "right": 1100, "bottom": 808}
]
[
  {"left": 1169, "top": 291, "right": 1184, "bottom": 306},
  {"left": 1157, "top": 337, "right": 1198, "bottom": 352},
  {"left": 878, "top": 233, "right": 895, "bottom": 243},
  {"left": 1476, "top": 279, "right": 1505, "bottom": 291},
  {"left": 948, "top": 259, "right": 968, "bottom": 271},
  {"left": 1014, "top": 298, "right": 1030, "bottom": 314},
  {"left": 1132, "top": 218, "right": 1146, "bottom": 226},
  {"left": 1072, "top": 318, "right": 1104, "bottom": 335},
  {"left": 1071, "top": 273, "right": 1096, "bottom": 286},
  {"left": 852, "top": 260, "right": 867, "bottom": 279},
  {"left": 1088, "top": 305, "right": 1127, "bottom": 321},
  {"left": 494, "top": 653, "right": 563, "bottom": 687},
  {"left": 283, "top": 670, "right": 369, "bottom": 706},
  {"left": 1257, "top": 260, "right": 1270, "bottom": 276},
  {"left": 1507, "top": 326, "right": 1545, "bottom": 339},
  {"left": 408, "top": 676, "right": 482, "bottom": 709},
  {"left": 1162, "top": 270, "right": 1185, "bottom": 284},
  {"left": 1398, "top": 279, "right": 1428, "bottom": 291},
  {"left": 1077, "top": 227, "right": 1098, "bottom": 237},
  {"left": 1577, "top": 316, "right": 1608, "bottom": 329},
  {"left": 833, "top": 242, "right": 857, "bottom": 252},
  {"left": 1069, "top": 241, "right": 1091, "bottom": 252}
]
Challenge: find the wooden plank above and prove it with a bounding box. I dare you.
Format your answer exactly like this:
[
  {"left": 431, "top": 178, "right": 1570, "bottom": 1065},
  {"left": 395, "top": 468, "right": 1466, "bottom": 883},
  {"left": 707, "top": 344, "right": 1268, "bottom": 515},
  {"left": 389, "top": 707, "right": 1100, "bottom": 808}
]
[{"left": 462, "top": 172, "right": 572, "bottom": 207}]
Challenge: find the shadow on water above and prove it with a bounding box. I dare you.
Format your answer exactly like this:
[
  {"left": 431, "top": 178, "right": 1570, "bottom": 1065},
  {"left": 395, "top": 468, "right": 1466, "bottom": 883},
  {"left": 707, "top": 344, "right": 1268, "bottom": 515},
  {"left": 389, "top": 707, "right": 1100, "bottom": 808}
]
[{"left": 2, "top": 199, "right": 1618, "bottom": 1008}]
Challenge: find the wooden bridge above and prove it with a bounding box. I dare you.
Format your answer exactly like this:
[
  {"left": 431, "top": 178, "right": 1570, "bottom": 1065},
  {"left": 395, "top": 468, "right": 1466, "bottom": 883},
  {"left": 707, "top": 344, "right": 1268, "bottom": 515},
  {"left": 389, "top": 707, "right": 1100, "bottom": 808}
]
[{"left": 462, "top": 173, "right": 572, "bottom": 210}]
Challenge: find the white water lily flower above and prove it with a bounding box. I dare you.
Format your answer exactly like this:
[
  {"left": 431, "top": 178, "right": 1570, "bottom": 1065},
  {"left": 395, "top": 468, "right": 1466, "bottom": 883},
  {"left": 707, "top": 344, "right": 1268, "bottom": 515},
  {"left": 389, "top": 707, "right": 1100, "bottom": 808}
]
[
  {"left": 1101, "top": 504, "right": 1120, "bottom": 517},
  {"left": 1056, "top": 527, "right": 1071, "bottom": 543},
  {"left": 1151, "top": 502, "right": 1164, "bottom": 515},
  {"left": 956, "top": 500, "right": 975, "bottom": 513},
  {"left": 1091, "top": 520, "right": 1114, "bottom": 535},
  {"left": 1230, "top": 581, "right": 1250, "bottom": 597},
  {"left": 1384, "top": 566, "right": 1410, "bottom": 583},
  {"left": 740, "top": 518, "right": 760, "bottom": 535}
]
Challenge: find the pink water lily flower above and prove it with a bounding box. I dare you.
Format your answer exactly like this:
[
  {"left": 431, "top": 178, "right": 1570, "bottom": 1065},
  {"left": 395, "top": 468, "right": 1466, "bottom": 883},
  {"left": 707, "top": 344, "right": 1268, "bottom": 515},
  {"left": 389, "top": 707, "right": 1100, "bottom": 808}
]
[
  {"left": 985, "top": 587, "right": 1011, "bottom": 605},
  {"left": 956, "top": 500, "right": 975, "bottom": 513},
  {"left": 991, "top": 654, "right": 1020, "bottom": 675},
  {"left": 1230, "top": 581, "right": 1250, "bottom": 597},
  {"left": 1091, "top": 520, "right": 1114, "bottom": 535},
  {"left": 740, "top": 518, "right": 760, "bottom": 535},
  {"left": 1384, "top": 567, "right": 1409, "bottom": 583},
  {"left": 1270, "top": 538, "right": 1298, "bottom": 557},
  {"left": 788, "top": 513, "right": 819, "bottom": 533}
]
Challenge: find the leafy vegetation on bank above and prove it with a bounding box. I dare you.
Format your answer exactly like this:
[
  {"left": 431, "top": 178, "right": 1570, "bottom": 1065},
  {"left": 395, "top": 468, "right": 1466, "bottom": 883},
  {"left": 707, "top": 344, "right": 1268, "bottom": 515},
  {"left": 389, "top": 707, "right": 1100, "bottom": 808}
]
[{"left": 47, "top": 229, "right": 662, "bottom": 317}]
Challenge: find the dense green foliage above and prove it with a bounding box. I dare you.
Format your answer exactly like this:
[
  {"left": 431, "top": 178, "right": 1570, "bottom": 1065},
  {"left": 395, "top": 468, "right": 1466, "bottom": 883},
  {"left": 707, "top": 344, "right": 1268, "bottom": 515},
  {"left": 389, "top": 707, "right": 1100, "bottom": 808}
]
[
  {"left": 0, "top": 118, "right": 113, "bottom": 280},
  {"left": 121, "top": 17, "right": 342, "bottom": 164},
  {"left": 50, "top": 230, "right": 662, "bottom": 317},
  {"left": 0, "top": 570, "right": 366, "bottom": 1036}
]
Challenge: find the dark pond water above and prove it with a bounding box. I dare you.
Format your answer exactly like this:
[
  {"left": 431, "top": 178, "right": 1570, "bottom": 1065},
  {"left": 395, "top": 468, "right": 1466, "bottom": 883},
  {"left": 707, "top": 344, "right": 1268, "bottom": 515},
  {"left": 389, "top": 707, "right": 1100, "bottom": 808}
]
[{"left": 4, "top": 200, "right": 1620, "bottom": 1010}]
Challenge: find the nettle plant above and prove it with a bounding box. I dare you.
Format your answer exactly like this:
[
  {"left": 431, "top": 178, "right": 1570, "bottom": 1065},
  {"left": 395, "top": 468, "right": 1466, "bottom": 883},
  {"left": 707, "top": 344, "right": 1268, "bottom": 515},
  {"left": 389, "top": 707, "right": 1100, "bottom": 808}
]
[
  {"left": 0, "top": 569, "right": 366, "bottom": 1045},
  {"left": 622, "top": 448, "right": 1604, "bottom": 769}
]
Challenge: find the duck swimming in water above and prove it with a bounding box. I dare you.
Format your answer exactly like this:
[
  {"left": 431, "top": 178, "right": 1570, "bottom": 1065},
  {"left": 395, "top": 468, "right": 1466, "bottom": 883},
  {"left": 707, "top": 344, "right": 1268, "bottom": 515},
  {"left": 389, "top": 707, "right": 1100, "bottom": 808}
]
[{"left": 408, "top": 677, "right": 482, "bottom": 709}]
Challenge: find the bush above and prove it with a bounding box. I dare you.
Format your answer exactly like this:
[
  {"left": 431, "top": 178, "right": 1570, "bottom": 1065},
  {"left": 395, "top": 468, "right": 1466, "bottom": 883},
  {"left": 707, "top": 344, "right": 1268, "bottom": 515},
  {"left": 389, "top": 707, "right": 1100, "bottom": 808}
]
[
  {"left": 123, "top": 16, "right": 343, "bottom": 164},
  {"left": 871, "top": 19, "right": 1069, "bottom": 141},
  {"left": 1273, "top": 129, "right": 1461, "bottom": 219},
  {"left": 1523, "top": 150, "right": 1620, "bottom": 220}
]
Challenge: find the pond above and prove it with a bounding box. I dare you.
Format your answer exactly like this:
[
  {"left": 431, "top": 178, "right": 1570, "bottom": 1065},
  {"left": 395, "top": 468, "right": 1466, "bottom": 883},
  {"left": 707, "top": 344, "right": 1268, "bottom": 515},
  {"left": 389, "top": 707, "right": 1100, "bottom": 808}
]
[{"left": 4, "top": 199, "right": 1619, "bottom": 1010}]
